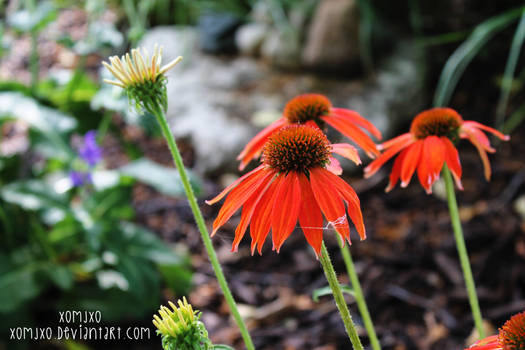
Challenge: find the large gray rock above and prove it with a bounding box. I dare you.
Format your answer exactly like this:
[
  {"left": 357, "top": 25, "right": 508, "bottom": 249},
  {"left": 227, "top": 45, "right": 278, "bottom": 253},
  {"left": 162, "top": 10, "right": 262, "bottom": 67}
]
[
  {"left": 302, "top": 0, "right": 360, "bottom": 69},
  {"left": 235, "top": 23, "right": 268, "bottom": 56},
  {"left": 260, "top": 29, "right": 301, "bottom": 69},
  {"left": 139, "top": 27, "right": 262, "bottom": 173}
]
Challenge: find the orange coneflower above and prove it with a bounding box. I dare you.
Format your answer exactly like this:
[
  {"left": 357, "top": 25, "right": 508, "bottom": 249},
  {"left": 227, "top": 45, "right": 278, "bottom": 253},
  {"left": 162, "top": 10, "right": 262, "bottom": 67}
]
[
  {"left": 207, "top": 124, "right": 366, "bottom": 256},
  {"left": 364, "top": 107, "right": 509, "bottom": 193},
  {"left": 237, "top": 93, "right": 382, "bottom": 170},
  {"left": 467, "top": 311, "right": 525, "bottom": 349}
]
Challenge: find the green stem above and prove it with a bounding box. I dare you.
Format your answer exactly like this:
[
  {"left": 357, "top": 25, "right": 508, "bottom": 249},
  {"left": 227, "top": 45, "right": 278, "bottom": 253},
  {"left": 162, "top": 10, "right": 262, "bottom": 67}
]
[
  {"left": 442, "top": 165, "right": 485, "bottom": 338},
  {"left": 29, "top": 30, "right": 39, "bottom": 93},
  {"left": 151, "top": 106, "right": 255, "bottom": 350},
  {"left": 319, "top": 242, "right": 364, "bottom": 350},
  {"left": 337, "top": 236, "right": 381, "bottom": 350}
]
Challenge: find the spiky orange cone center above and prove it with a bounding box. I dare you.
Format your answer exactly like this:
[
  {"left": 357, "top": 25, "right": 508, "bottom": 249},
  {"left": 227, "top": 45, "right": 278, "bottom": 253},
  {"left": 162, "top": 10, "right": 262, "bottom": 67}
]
[
  {"left": 410, "top": 108, "right": 462, "bottom": 140},
  {"left": 499, "top": 311, "right": 525, "bottom": 350},
  {"left": 263, "top": 125, "right": 331, "bottom": 173},
  {"left": 284, "top": 94, "right": 332, "bottom": 123}
]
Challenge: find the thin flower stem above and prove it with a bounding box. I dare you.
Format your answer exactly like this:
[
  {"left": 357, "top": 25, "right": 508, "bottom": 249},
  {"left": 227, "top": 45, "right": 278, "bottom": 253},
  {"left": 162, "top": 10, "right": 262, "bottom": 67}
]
[
  {"left": 336, "top": 236, "right": 381, "bottom": 350},
  {"left": 151, "top": 106, "right": 255, "bottom": 350},
  {"left": 442, "top": 165, "right": 485, "bottom": 338},
  {"left": 319, "top": 242, "right": 364, "bottom": 350}
]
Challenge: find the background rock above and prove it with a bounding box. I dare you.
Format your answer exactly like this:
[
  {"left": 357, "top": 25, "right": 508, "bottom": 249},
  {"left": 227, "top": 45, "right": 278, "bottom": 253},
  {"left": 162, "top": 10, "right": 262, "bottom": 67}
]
[{"left": 302, "top": 0, "right": 360, "bottom": 70}]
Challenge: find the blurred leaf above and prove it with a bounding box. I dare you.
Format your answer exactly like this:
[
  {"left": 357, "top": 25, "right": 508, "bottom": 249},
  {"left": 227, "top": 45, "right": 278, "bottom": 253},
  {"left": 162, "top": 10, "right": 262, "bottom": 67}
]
[
  {"left": 7, "top": 1, "right": 57, "bottom": 33},
  {"left": 213, "top": 346, "right": 236, "bottom": 350},
  {"left": 496, "top": 9, "right": 525, "bottom": 128},
  {"left": 503, "top": 102, "right": 525, "bottom": 134},
  {"left": 0, "top": 263, "right": 42, "bottom": 313},
  {"left": 0, "top": 92, "right": 77, "bottom": 133},
  {"left": 159, "top": 263, "right": 192, "bottom": 296},
  {"left": 46, "top": 264, "right": 74, "bottom": 290},
  {"left": 1, "top": 179, "right": 69, "bottom": 212},
  {"left": 434, "top": 6, "right": 525, "bottom": 107},
  {"left": 72, "top": 21, "right": 124, "bottom": 55},
  {"left": 119, "top": 158, "right": 202, "bottom": 197},
  {"left": 312, "top": 284, "right": 355, "bottom": 302}
]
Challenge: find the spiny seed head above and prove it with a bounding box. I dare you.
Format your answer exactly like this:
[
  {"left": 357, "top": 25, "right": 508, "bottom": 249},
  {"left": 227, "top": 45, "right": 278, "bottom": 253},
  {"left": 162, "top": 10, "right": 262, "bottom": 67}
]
[
  {"left": 263, "top": 125, "right": 331, "bottom": 173},
  {"left": 284, "top": 94, "right": 332, "bottom": 123},
  {"left": 102, "top": 44, "right": 182, "bottom": 114},
  {"left": 410, "top": 107, "right": 463, "bottom": 140},
  {"left": 499, "top": 311, "right": 525, "bottom": 350}
]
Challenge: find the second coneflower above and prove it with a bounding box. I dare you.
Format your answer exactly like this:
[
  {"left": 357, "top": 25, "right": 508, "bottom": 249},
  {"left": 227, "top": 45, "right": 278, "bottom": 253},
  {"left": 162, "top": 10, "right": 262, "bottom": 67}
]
[
  {"left": 364, "top": 107, "right": 509, "bottom": 193},
  {"left": 467, "top": 311, "right": 525, "bottom": 349},
  {"left": 208, "top": 124, "right": 365, "bottom": 256},
  {"left": 237, "top": 93, "right": 382, "bottom": 170}
]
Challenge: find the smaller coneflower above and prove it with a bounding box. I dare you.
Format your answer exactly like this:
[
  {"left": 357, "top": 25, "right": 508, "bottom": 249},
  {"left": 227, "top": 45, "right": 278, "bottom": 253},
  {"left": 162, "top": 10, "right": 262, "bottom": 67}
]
[
  {"left": 467, "top": 311, "right": 525, "bottom": 349},
  {"left": 102, "top": 44, "right": 182, "bottom": 114},
  {"left": 364, "top": 107, "right": 509, "bottom": 193},
  {"left": 237, "top": 93, "right": 382, "bottom": 170},
  {"left": 153, "top": 297, "right": 212, "bottom": 350},
  {"left": 207, "top": 124, "right": 365, "bottom": 257}
]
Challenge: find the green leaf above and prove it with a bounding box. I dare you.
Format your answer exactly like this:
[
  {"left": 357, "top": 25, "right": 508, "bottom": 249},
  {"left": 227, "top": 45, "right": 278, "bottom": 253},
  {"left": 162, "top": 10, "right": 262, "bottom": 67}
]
[
  {"left": 312, "top": 284, "right": 355, "bottom": 302},
  {"left": 0, "top": 263, "right": 42, "bottom": 313},
  {"left": 496, "top": 9, "right": 525, "bottom": 128},
  {"left": 213, "top": 345, "right": 236, "bottom": 350},
  {"left": 119, "top": 158, "right": 203, "bottom": 197},
  {"left": 0, "top": 92, "right": 77, "bottom": 133},
  {"left": 1, "top": 179, "right": 69, "bottom": 212},
  {"left": 434, "top": 6, "right": 525, "bottom": 107},
  {"left": 7, "top": 1, "right": 57, "bottom": 33},
  {"left": 46, "top": 264, "right": 74, "bottom": 290}
]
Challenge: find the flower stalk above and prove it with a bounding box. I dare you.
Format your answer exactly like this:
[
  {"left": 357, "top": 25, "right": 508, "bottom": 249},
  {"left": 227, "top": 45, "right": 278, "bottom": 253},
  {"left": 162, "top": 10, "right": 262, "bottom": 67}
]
[
  {"left": 443, "top": 164, "right": 485, "bottom": 338},
  {"left": 151, "top": 104, "right": 255, "bottom": 350},
  {"left": 337, "top": 236, "right": 381, "bottom": 350},
  {"left": 103, "top": 47, "right": 255, "bottom": 350},
  {"left": 319, "top": 242, "right": 364, "bottom": 350}
]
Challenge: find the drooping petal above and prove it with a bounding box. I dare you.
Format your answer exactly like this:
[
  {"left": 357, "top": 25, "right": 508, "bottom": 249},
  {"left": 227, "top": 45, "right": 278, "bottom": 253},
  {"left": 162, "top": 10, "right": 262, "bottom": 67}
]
[
  {"left": 250, "top": 174, "right": 283, "bottom": 254},
  {"left": 416, "top": 136, "right": 444, "bottom": 194},
  {"left": 327, "top": 156, "right": 342, "bottom": 175},
  {"left": 270, "top": 172, "right": 302, "bottom": 252},
  {"left": 400, "top": 140, "right": 423, "bottom": 187},
  {"left": 309, "top": 167, "right": 350, "bottom": 242},
  {"left": 425, "top": 136, "right": 446, "bottom": 182},
  {"left": 331, "top": 143, "right": 361, "bottom": 165},
  {"left": 237, "top": 118, "right": 288, "bottom": 170},
  {"left": 386, "top": 147, "right": 407, "bottom": 192},
  {"left": 378, "top": 133, "right": 413, "bottom": 150},
  {"left": 297, "top": 172, "right": 324, "bottom": 256},
  {"left": 206, "top": 165, "right": 265, "bottom": 205},
  {"left": 466, "top": 335, "right": 501, "bottom": 350},
  {"left": 322, "top": 114, "right": 380, "bottom": 157},
  {"left": 462, "top": 120, "right": 509, "bottom": 141},
  {"left": 317, "top": 169, "right": 366, "bottom": 241},
  {"left": 442, "top": 137, "right": 463, "bottom": 190},
  {"left": 331, "top": 108, "right": 382, "bottom": 140},
  {"left": 211, "top": 168, "right": 273, "bottom": 235},
  {"left": 461, "top": 124, "right": 496, "bottom": 152},
  {"left": 364, "top": 134, "right": 415, "bottom": 178},
  {"left": 231, "top": 174, "right": 274, "bottom": 252},
  {"left": 464, "top": 128, "right": 492, "bottom": 180}
]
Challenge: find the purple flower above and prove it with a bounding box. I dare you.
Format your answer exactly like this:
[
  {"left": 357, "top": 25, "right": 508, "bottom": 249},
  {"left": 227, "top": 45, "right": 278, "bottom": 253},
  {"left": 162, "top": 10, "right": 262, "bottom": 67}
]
[
  {"left": 69, "top": 171, "right": 92, "bottom": 187},
  {"left": 78, "top": 130, "right": 102, "bottom": 167}
]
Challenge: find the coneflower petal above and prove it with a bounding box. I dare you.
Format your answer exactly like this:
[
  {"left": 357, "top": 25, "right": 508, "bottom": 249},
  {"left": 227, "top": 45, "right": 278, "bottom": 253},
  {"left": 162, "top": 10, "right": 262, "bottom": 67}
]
[
  {"left": 400, "top": 140, "right": 423, "bottom": 187},
  {"left": 250, "top": 174, "right": 282, "bottom": 254},
  {"left": 331, "top": 143, "right": 361, "bottom": 165},
  {"left": 319, "top": 169, "right": 366, "bottom": 241},
  {"left": 322, "top": 114, "right": 380, "bottom": 157},
  {"left": 364, "top": 135, "right": 415, "bottom": 178},
  {"left": 465, "top": 129, "right": 492, "bottom": 180},
  {"left": 327, "top": 156, "right": 342, "bottom": 175},
  {"left": 442, "top": 137, "right": 463, "bottom": 190},
  {"left": 463, "top": 121, "right": 509, "bottom": 141},
  {"left": 425, "top": 136, "right": 446, "bottom": 182},
  {"left": 331, "top": 108, "right": 382, "bottom": 140},
  {"left": 386, "top": 148, "right": 407, "bottom": 192},
  {"left": 297, "top": 172, "right": 324, "bottom": 256},
  {"left": 461, "top": 125, "right": 496, "bottom": 153},
  {"left": 237, "top": 117, "right": 288, "bottom": 170},
  {"left": 379, "top": 133, "right": 413, "bottom": 150},
  {"left": 232, "top": 174, "right": 274, "bottom": 252},
  {"left": 211, "top": 168, "right": 273, "bottom": 235},
  {"left": 271, "top": 172, "right": 302, "bottom": 252},
  {"left": 206, "top": 165, "right": 265, "bottom": 205},
  {"left": 310, "top": 167, "right": 350, "bottom": 242}
]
